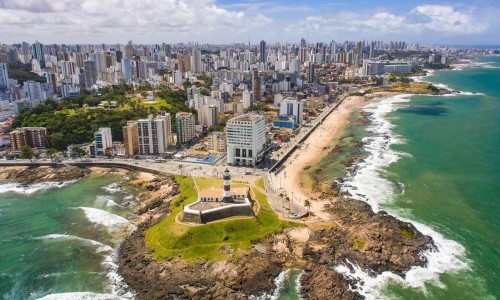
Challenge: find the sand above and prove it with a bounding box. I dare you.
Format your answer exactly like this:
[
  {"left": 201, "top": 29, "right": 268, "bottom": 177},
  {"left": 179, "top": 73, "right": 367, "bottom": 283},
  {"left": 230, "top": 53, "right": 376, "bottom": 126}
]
[{"left": 275, "top": 95, "right": 368, "bottom": 221}]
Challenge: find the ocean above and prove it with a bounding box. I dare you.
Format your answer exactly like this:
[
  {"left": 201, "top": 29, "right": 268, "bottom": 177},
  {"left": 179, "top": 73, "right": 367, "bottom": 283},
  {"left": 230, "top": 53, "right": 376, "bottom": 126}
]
[
  {"left": 338, "top": 56, "right": 500, "bottom": 299},
  {"left": 0, "top": 173, "right": 138, "bottom": 300}
]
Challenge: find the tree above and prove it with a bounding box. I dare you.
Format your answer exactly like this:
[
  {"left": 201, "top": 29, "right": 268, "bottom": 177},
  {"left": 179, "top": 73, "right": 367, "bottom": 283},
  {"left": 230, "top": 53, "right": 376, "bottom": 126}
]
[
  {"left": 45, "top": 148, "right": 57, "bottom": 162},
  {"left": 20, "top": 145, "right": 35, "bottom": 162},
  {"left": 178, "top": 164, "right": 184, "bottom": 175},
  {"left": 72, "top": 147, "right": 86, "bottom": 160},
  {"left": 304, "top": 199, "right": 312, "bottom": 213},
  {"left": 279, "top": 193, "right": 285, "bottom": 207},
  {"left": 285, "top": 196, "right": 291, "bottom": 210}
]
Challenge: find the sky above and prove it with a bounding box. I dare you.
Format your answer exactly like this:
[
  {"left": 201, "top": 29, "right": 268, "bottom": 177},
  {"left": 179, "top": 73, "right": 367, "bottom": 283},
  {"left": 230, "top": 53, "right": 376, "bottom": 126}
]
[{"left": 0, "top": 0, "right": 499, "bottom": 45}]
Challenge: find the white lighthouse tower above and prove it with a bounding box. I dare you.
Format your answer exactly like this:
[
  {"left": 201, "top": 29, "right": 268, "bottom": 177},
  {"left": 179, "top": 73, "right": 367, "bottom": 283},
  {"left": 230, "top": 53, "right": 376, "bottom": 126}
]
[{"left": 222, "top": 168, "right": 232, "bottom": 202}]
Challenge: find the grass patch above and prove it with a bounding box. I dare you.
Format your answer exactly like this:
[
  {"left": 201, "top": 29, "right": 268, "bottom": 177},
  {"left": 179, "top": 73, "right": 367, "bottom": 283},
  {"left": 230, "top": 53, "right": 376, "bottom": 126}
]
[
  {"left": 400, "top": 228, "right": 417, "bottom": 239},
  {"left": 255, "top": 178, "right": 265, "bottom": 190},
  {"left": 145, "top": 176, "right": 298, "bottom": 261},
  {"left": 141, "top": 98, "right": 172, "bottom": 110},
  {"left": 351, "top": 237, "right": 366, "bottom": 250}
]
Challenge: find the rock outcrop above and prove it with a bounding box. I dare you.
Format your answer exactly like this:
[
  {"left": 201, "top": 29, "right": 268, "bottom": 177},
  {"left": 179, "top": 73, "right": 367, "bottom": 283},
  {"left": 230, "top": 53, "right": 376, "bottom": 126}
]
[{"left": 0, "top": 166, "right": 90, "bottom": 184}]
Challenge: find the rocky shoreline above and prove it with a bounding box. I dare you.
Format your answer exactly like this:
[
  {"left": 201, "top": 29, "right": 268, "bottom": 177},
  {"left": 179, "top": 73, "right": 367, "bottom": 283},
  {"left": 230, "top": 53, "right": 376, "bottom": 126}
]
[
  {"left": 118, "top": 176, "right": 435, "bottom": 300},
  {"left": 0, "top": 165, "right": 90, "bottom": 184},
  {"left": 0, "top": 165, "right": 435, "bottom": 299}
]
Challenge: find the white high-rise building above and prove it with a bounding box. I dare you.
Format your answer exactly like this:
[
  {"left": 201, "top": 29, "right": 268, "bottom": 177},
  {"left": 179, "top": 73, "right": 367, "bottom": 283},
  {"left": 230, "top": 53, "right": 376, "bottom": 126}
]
[
  {"left": 279, "top": 98, "right": 303, "bottom": 124},
  {"left": 226, "top": 113, "right": 266, "bottom": 166},
  {"left": 137, "top": 113, "right": 172, "bottom": 155},
  {"left": 242, "top": 90, "right": 251, "bottom": 109},
  {"left": 94, "top": 127, "right": 113, "bottom": 156}
]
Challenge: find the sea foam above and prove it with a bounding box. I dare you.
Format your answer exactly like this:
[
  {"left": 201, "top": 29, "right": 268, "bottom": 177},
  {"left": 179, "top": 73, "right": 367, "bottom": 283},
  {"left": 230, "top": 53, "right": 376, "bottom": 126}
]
[
  {"left": 77, "top": 207, "right": 135, "bottom": 233},
  {"left": 0, "top": 181, "right": 75, "bottom": 195},
  {"left": 36, "top": 292, "right": 129, "bottom": 300},
  {"left": 338, "top": 94, "right": 468, "bottom": 299},
  {"left": 35, "top": 234, "right": 114, "bottom": 254}
]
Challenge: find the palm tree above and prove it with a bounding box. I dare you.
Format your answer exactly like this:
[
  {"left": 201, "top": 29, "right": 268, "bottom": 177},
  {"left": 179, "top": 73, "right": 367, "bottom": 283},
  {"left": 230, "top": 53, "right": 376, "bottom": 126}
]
[
  {"left": 304, "top": 199, "right": 312, "bottom": 213},
  {"left": 178, "top": 164, "right": 183, "bottom": 175},
  {"left": 286, "top": 196, "right": 291, "bottom": 210},
  {"left": 279, "top": 193, "right": 285, "bottom": 207}
]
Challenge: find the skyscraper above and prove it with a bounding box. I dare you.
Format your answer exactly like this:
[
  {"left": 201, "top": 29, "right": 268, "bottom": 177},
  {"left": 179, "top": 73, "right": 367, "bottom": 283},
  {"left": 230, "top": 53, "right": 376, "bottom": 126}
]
[
  {"left": 251, "top": 69, "right": 261, "bottom": 102},
  {"left": 83, "top": 60, "right": 97, "bottom": 88},
  {"left": 307, "top": 63, "right": 315, "bottom": 83},
  {"left": 191, "top": 49, "right": 202, "bottom": 73},
  {"left": 0, "top": 63, "right": 9, "bottom": 94},
  {"left": 259, "top": 40, "right": 266, "bottom": 63},
  {"left": 31, "top": 41, "right": 44, "bottom": 63}
]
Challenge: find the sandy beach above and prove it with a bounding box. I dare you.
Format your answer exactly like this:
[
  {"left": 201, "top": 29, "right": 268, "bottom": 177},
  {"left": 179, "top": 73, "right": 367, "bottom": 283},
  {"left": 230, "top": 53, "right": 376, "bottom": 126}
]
[{"left": 275, "top": 95, "right": 369, "bottom": 221}]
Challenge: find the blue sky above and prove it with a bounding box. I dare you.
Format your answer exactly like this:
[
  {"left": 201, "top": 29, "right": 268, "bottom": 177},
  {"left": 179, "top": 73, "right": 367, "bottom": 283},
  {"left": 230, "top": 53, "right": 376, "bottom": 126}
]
[{"left": 0, "top": 0, "right": 498, "bottom": 45}]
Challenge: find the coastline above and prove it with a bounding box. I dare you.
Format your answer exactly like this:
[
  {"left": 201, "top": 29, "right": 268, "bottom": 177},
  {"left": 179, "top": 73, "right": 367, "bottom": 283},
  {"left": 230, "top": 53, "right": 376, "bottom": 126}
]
[{"left": 0, "top": 111, "right": 437, "bottom": 300}]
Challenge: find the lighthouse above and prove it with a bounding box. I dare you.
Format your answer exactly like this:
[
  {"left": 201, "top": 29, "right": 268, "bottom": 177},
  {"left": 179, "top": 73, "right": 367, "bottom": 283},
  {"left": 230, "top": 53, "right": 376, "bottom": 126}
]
[{"left": 222, "top": 168, "right": 232, "bottom": 202}]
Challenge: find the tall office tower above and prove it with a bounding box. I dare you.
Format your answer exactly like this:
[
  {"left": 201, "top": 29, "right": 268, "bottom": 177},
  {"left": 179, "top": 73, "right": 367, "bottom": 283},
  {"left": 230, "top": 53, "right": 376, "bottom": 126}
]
[
  {"left": 0, "top": 63, "right": 9, "bottom": 94},
  {"left": 355, "top": 41, "right": 363, "bottom": 67},
  {"left": 190, "top": 48, "right": 202, "bottom": 73},
  {"left": 9, "top": 127, "right": 47, "bottom": 152},
  {"left": 369, "top": 41, "right": 375, "bottom": 59},
  {"left": 299, "top": 38, "right": 307, "bottom": 62},
  {"left": 259, "top": 40, "right": 266, "bottom": 63},
  {"left": 175, "top": 112, "right": 195, "bottom": 145},
  {"left": 137, "top": 114, "right": 172, "bottom": 155},
  {"left": 225, "top": 112, "right": 266, "bottom": 166},
  {"left": 125, "top": 40, "right": 133, "bottom": 58},
  {"left": 122, "top": 121, "right": 139, "bottom": 157},
  {"left": 31, "top": 41, "right": 44, "bottom": 63},
  {"left": 83, "top": 60, "right": 97, "bottom": 88},
  {"left": 122, "top": 57, "right": 132, "bottom": 80},
  {"left": 307, "top": 63, "right": 315, "bottom": 83},
  {"left": 93, "top": 127, "right": 113, "bottom": 157},
  {"left": 330, "top": 40, "right": 337, "bottom": 62},
  {"left": 251, "top": 68, "right": 261, "bottom": 103}
]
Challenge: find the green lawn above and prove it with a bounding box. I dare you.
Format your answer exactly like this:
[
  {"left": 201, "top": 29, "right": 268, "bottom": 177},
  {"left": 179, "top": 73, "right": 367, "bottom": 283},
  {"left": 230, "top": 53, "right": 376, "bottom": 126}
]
[
  {"left": 145, "top": 176, "right": 297, "bottom": 261},
  {"left": 141, "top": 98, "right": 172, "bottom": 109},
  {"left": 255, "top": 178, "right": 266, "bottom": 191}
]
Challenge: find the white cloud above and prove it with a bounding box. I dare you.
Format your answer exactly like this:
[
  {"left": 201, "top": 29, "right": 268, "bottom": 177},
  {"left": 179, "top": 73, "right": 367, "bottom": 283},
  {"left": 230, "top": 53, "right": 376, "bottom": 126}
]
[
  {"left": 0, "top": 1, "right": 496, "bottom": 44},
  {"left": 294, "top": 4, "right": 490, "bottom": 42}
]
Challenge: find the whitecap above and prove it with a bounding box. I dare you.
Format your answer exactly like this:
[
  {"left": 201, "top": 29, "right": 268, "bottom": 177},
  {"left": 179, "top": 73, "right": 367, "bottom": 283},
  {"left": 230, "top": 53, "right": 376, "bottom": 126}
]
[
  {"left": 338, "top": 94, "right": 469, "bottom": 298},
  {"left": 102, "top": 183, "right": 124, "bottom": 194},
  {"left": 77, "top": 207, "right": 135, "bottom": 233},
  {"left": 36, "top": 292, "right": 129, "bottom": 300},
  {"left": 35, "top": 234, "right": 113, "bottom": 254},
  {"left": 249, "top": 269, "right": 291, "bottom": 300},
  {"left": 95, "top": 195, "right": 123, "bottom": 208},
  {"left": 0, "top": 181, "right": 75, "bottom": 195}
]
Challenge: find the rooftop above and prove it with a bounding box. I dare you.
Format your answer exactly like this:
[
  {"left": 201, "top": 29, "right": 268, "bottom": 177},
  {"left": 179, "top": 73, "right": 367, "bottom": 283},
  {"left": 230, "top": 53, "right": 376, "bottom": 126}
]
[{"left": 228, "top": 113, "right": 264, "bottom": 123}]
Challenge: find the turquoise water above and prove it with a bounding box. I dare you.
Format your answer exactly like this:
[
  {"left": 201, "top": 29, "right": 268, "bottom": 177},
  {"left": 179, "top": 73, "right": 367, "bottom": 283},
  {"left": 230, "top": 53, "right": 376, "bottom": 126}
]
[
  {"left": 0, "top": 174, "right": 137, "bottom": 299},
  {"left": 339, "top": 56, "right": 500, "bottom": 299}
]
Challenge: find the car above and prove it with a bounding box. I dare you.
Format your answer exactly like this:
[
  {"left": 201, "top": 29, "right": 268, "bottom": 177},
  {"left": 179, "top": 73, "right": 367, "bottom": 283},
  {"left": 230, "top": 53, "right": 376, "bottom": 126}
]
[{"left": 244, "top": 171, "right": 252, "bottom": 175}]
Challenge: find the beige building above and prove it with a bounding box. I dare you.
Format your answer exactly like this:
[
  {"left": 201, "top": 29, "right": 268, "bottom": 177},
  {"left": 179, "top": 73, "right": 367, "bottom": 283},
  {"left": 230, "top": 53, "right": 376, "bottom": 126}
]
[
  {"left": 207, "top": 131, "right": 225, "bottom": 153},
  {"left": 122, "top": 121, "right": 139, "bottom": 157}
]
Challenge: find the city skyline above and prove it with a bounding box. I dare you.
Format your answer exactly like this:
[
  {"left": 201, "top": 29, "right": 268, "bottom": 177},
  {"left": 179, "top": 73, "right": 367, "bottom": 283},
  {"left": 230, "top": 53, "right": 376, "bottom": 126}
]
[{"left": 0, "top": 0, "right": 499, "bottom": 45}]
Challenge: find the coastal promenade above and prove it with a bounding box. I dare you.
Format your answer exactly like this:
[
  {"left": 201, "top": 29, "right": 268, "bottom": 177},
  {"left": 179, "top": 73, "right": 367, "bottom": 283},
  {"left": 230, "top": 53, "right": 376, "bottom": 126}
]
[{"left": 269, "top": 94, "right": 347, "bottom": 173}]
